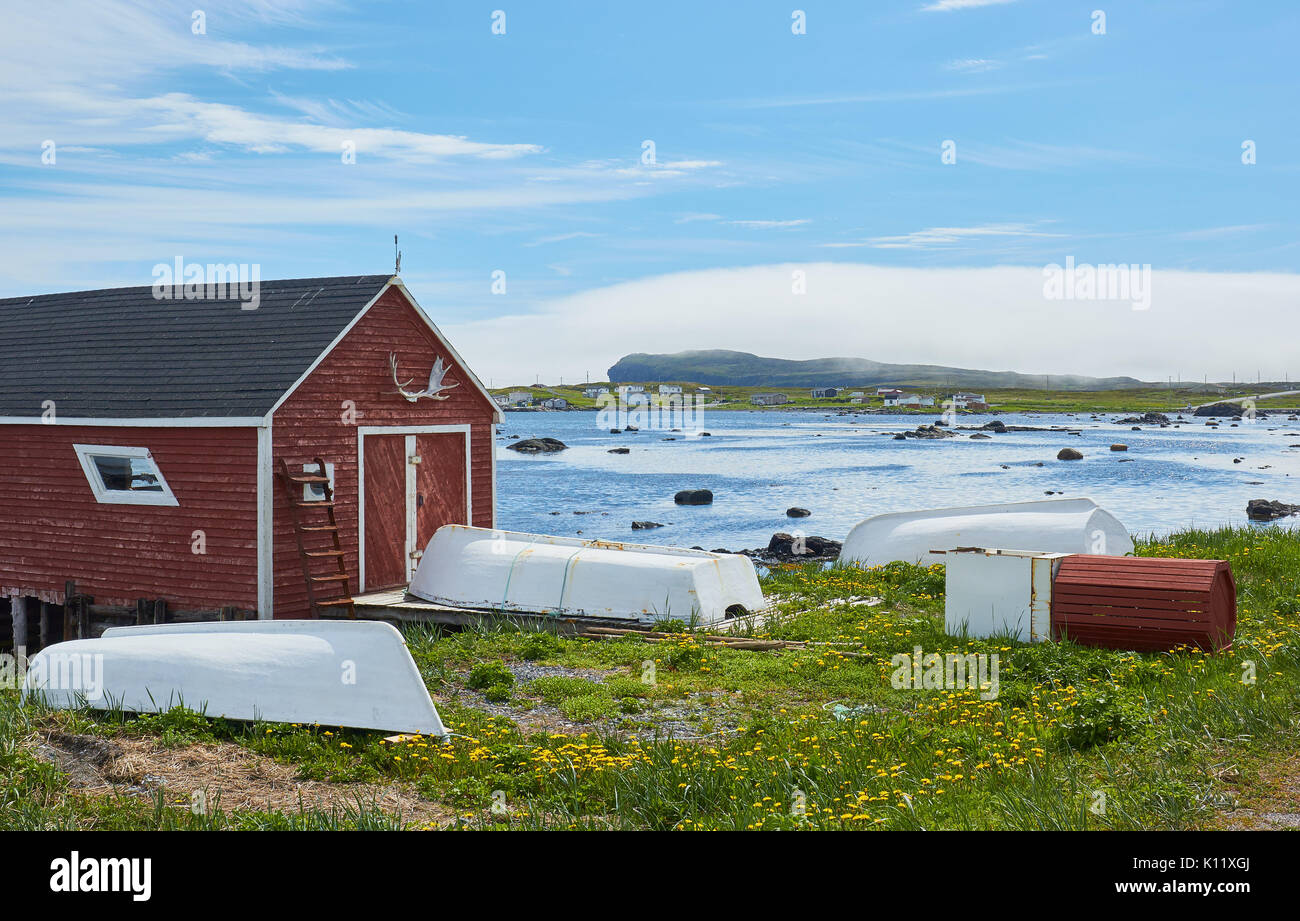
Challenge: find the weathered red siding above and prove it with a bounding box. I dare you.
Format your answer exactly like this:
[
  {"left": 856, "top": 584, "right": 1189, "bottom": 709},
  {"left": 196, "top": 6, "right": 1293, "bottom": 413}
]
[
  {"left": 271, "top": 286, "right": 496, "bottom": 618},
  {"left": 0, "top": 424, "right": 258, "bottom": 609}
]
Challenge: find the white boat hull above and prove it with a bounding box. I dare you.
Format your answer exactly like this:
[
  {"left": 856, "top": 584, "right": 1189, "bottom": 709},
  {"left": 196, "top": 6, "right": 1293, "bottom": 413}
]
[
  {"left": 838, "top": 497, "right": 1132, "bottom": 567},
  {"left": 22, "top": 620, "right": 446, "bottom": 736},
  {"left": 409, "top": 525, "right": 766, "bottom": 625}
]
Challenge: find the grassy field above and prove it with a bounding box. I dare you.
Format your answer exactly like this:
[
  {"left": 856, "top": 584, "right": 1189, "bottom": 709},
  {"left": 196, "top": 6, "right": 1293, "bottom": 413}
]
[
  {"left": 3, "top": 526, "right": 1299, "bottom": 830},
  {"left": 493, "top": 382, "right": 1299, "bottom": 414}
]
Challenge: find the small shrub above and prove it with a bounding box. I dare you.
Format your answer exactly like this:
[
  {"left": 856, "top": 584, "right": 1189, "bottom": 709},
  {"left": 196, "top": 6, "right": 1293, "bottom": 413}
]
[
  {"left": 528, "top": 676, "right": 602, "bottom": 705},
  {"left": 605, "top": 676, "right": 649, "bottom": 699},
  {"left": 518, "top": 631, "right": 561, "bottom": 661},
  {"left": 558, "top": 694, "right": 617, "bottom": 722},
  {"left": 1057, "top": 691, "right": 1149, "bottom": 750},
  {"left": 467, "top": 661, "right": 514, "bottom": 691},
  {"left": 619, "top": 696, "right": 642, "bottom": 714},
  {"left": 483, "top": 684, "right": 512, "bottom": 704}
]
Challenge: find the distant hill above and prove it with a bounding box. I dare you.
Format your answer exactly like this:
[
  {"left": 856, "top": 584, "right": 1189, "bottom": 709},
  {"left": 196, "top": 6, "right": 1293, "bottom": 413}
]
[{"left": 607, "top": 350, "right": 1147, "bottom": 391}]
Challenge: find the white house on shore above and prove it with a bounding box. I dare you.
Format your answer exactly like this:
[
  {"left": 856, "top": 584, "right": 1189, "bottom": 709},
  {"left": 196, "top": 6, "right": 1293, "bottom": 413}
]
[
  {"left": 751, "top": 393, "right": 789, "bottom": 406},
  {"left": 950, "top": 392, "right": 989, "bottom": 410},
  {"left": 885, "top": 393, "right": 935, "bottom": 408},
  {"left": 658, "top": 384, "right": 683, "bottom": 394},
  {"left": 583, "top": 386, "right": 609, "bottom": 398}
]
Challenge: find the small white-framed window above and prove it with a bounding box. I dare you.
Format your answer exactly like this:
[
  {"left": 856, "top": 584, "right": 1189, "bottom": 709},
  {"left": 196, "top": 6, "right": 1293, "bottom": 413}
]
[
  {"left": 303, "top": 462, "right": 335, "bottom": 502},
  {"left": 73, "top": 444, "right": 179, "bottom": 507}
]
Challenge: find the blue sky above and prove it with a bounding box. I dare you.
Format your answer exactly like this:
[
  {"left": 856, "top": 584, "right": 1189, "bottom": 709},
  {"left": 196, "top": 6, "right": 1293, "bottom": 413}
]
[{"left": 1, "top": 0, "right": 1296, "bottom": 383}]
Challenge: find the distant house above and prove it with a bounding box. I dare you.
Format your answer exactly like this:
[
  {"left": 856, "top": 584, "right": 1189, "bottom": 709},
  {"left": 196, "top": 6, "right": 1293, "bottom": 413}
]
[
  {"left": 508, "top": 390, "right": 533, "bottom": 405},
  {"left": 811, "top": 387, "right": 838, "bottom": 399},
  {"left": 582, "top": 386, "right": 609, "bottom": 399},
  {"left": 849, "top": 391, "right": 865, "bottom": 399},
  {"left": 751, "top": 393, "right": 789, "bottom": 406},
  {"left": 877, "top": 388, "right": 904, "bottom": 397},
  {"left": 617, "top": 384, "right": 645, "bottom": 395},
  {"left": 541, "top": 397, "right": 569, "bottom": 410},
  {"left": 697, "top": 386, "right": 712, "bottom": 393},
  {"left": 493, "top": 394, "right": 511, "bottom": 406},
  {"left": 949, "top": 392, "right": 989, "bottom": 411},
  {"left": 658, "top": 384, "right": 683, "bottom": 395},
  {"left": 850, "top": 397, "right": 864, "bottom": 404},
  {"left": 902, "top": 395, "right": 935, "bottom": 408}
]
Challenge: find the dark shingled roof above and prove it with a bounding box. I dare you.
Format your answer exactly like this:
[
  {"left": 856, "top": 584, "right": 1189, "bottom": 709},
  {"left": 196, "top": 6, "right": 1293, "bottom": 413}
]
[{"left": 0, "top": 275, "right": 393, "bottom": 418}]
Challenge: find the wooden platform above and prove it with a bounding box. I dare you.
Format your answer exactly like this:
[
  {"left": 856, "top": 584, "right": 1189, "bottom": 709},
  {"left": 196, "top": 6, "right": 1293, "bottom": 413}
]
[{"left": 320, "top": 587, "right": 777, "bottom": 635}]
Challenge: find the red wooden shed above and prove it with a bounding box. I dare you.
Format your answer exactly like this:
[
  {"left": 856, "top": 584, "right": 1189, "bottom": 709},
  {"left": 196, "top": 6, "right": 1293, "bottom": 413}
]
[
  {"left": 0, "top": 275, "right": 501, "bottom": 633},
  {"left": 1051, "top": 554, "right": 1236, "bottom": 652}
]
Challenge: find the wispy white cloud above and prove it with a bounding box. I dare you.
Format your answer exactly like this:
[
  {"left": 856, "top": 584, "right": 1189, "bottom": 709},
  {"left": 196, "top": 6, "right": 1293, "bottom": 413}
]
[
  {"left": 923, "top": 0, "right": 1019, "bottom": 12},
  {"left": 526, "top": 232, "right": 603, "bottom": 247},
  {"left": 1176, "top": 224, "right": 1271, "bottom": 241},
  {"left": 726, "top": 219, "right": 811, "bottom": 229},
  {"left": 0, "top": 1, "right": 538, "bottom": 163},
  {"left": 825, "top": 222, "right": 1062, "bottom": 250},
  {"left": 735, "top": 84, "right": 1045, "bottom": 109},
  {"left": 947, "top": 58, "right": 1003, "bottom": 73}
]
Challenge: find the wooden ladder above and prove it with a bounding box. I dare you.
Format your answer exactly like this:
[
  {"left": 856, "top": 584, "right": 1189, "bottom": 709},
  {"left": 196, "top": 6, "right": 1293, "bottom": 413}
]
[{"left": 278, "top": 457, "right": 357, "bottom": 619}]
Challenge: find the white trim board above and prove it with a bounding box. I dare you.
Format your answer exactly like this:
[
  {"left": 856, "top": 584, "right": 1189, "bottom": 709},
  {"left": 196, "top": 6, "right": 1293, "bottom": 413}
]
[
  {"left": 256, "top": 423, "right": 273, "bottom": 620},
  {"left": 356, "top": 424, "right": 472, "bottom": 593}
]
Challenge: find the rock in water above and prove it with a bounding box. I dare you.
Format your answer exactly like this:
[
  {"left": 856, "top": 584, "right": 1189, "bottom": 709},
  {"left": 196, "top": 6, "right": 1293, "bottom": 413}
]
[
  {"left": 631, "top": 521, "right": 664, "bottom": 530},
  {"left": 1197, "top": 402, "right": 1264, "bottom": 418},
  {"left": 786, "top": 507, "right": 811, "bottom": 518},
  {"left": 674, "top": 489, "right": 714, "bottom": 505},
  {"left": 894, "top": 425, "right": 957, "bottom": 440},
  {"left": 982, "top": 420, "right": 1008, "bottom": 433},
  {"left": 507, "top": 437, "right": 567, "bottom": 453},
  {"left": 765, "top": 533, "right": 842, "bottom": 559},
  {"left": 1246, "top": 499, "right": 1300, "bottom": 521},
  {"left": 1110, "top": 444, "right": 1128, "bottom": 451},
  {"left": 1057, "top": 448, "right": 1083, "bottom": 460},
  {"left": 607, "top": 447, "right": 630, "bottom": 454}
]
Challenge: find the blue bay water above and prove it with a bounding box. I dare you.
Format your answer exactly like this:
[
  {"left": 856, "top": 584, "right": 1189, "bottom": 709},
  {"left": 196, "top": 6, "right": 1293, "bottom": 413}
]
[{"left": 494, "top": 410, "right": 1300, "bottom": 551}]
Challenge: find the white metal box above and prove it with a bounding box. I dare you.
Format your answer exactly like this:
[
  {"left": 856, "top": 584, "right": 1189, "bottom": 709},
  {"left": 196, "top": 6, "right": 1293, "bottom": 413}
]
[{"left": 941, "top": 548, "right": 1069, "bottom": 643}]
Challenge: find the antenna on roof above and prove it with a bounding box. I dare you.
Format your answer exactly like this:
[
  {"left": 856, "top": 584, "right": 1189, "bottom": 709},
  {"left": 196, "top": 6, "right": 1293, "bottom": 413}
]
[{"left": 394, "top": 235, "right": 402, "bottom": 274}]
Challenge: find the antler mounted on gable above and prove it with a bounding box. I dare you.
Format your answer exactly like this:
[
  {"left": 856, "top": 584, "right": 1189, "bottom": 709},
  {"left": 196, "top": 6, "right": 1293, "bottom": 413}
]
[{"left": 389, "top": 352, "right": 460, "bottom": 402}]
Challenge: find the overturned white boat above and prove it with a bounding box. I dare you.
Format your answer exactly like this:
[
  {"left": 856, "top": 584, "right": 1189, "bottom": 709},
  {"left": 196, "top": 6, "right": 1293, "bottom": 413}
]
[
  {"left": 838, "top": 497, "right": 1132, "bottom": 568},
  {"left": 409, "top": 525, "right": 766, "bottom": 625},
  {"left": 22, "top": 620, "right": 446, "bottom": 736}
]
